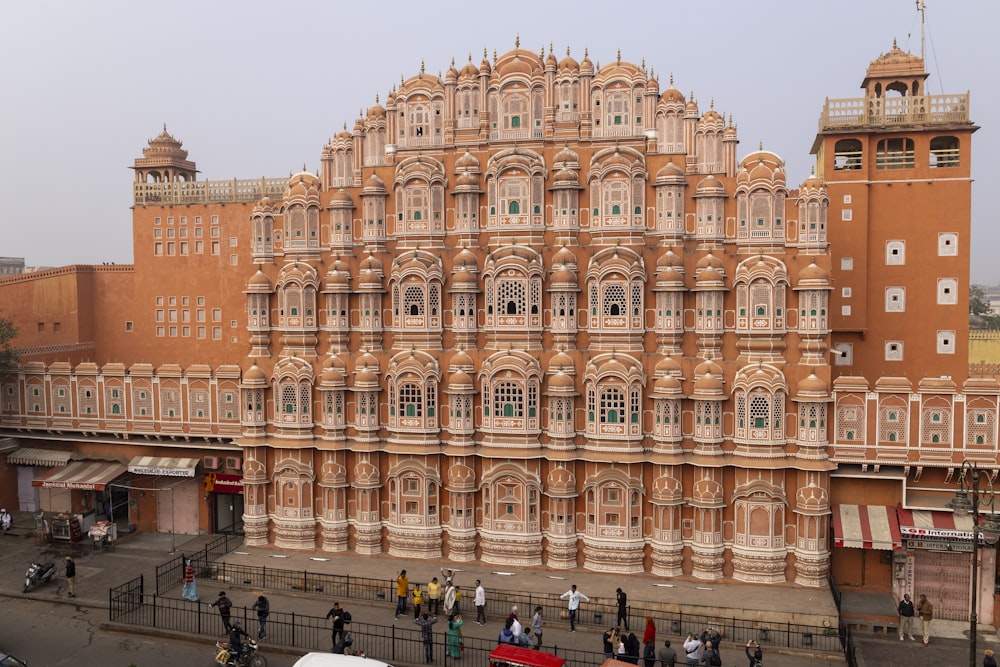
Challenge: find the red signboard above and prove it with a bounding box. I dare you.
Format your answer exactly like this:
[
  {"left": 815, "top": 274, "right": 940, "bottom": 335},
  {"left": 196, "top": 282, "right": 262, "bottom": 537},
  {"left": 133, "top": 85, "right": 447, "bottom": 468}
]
[{"left": 204, "top": 473, "right": 244, "bottom": 495}]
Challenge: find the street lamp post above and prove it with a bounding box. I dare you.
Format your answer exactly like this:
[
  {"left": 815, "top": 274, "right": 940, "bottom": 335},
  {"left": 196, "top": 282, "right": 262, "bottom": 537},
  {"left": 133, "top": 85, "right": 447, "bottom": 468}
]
[{"left": 947, "top": 460, "right": 1000, "bottom": 667}]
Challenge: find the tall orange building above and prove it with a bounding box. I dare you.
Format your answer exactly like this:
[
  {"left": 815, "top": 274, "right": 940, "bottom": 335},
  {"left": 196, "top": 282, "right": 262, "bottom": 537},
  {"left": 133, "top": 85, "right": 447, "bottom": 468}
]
[{"left": 0, "top": 42, "right": 988, "bottom": 619}]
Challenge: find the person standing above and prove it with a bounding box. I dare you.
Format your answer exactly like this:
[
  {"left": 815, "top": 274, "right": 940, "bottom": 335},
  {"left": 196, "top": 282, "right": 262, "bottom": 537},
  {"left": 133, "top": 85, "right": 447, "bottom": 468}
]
[
  {"left": 643, "top": 616, "right": 656, "bottom": 651},
  {"left": 64, "top": 556, "right": 76, "bottom": 598},
  {"left": 474, "top": 579, "right": 487, "bottom": 625},
  {"left": 531, "top": 606, "right": 544, "bottom": 649},
  {"left": 395, "top": 569, "right": 409, "bottom": 619},
  {"left": 897, "top": 593, "right": 915, "bottom": 641},
  {"left": 616, "top": 587, "right": 629, "bottom": 631},
  {"left": 253, "top": 594, "right": 270, "bottom": 639},
  {"left": 413, "top": 583, "right": 424, "bottom": 620},
  {"left": 447, "top": 612, "right": 464, "bottom": 659},
  {"left": 985, "top": 649, "right": 998, "bottom": 667},
  {"left": 415, "top": 612, "right": 438, "bottom": 663},
  {"left": 744, "top": 640, "right": 763, "bottom": 667},
  {"left": 602, "top": 627, "right": 616, "bottom": 660},
  {"left": 682, "top": 634, "right": 702, "bottom": 667},
  {"left": 509, "top": 606, "right": 522, "bottom": 637},
  {"left": 182, "top": 559, "right": 199, "bottom": 602},
  {"left": 326, "top": 602, "right": 351, "bottom": 648},
  {"left": 559, "top": 584, "right": 590, "bottom": 632},
  {"left": 211, "top": 591, "right": 234, "bottom": 632},
  {"left": 658, "top": 639, "right": 678, "bottom": 667},
  {"left": 0, "top": 508, "right": 12, "bottom": 532},
  {"left": 700, "top": 640, "right": 721, "bottom": 666},
  {"left": 428, "top": 577, "right": 442, "bottom": 616},
  {"left": 917, "top": 593, "right": 933, "bottom": 645}
]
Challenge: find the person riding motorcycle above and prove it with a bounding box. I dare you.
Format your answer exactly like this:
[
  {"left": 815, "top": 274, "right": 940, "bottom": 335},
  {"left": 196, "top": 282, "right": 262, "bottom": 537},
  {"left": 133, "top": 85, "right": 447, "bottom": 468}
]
[{"left": 228, "top": 621, "right": 250, "bottom": 661}]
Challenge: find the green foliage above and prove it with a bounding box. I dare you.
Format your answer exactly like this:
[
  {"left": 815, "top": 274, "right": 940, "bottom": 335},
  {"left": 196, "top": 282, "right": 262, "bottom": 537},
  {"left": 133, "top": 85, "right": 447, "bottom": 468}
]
[
  {"left": 0, "top": 313, "right": 17, "bottom": 371},
  {"left": 970, "top": 285, "right": 991, "bottom": 316}
]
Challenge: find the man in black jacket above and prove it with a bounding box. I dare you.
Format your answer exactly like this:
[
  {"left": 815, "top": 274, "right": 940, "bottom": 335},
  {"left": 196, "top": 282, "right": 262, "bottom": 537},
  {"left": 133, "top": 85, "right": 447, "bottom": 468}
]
[
  {"left": 897, "top": 593, "right": 915, "bottom": 641},
  {"left": 64, "top": 556, "right": 76, "bottom": 598},
  {"left": 616, "top": 588, "right": 629, "bottom": 630},
  {"left": 326, "top": 602, "right": 351, "bottom": 648},
  {"left": 211, "top": 591, "right": 234, "bottom": 632}
]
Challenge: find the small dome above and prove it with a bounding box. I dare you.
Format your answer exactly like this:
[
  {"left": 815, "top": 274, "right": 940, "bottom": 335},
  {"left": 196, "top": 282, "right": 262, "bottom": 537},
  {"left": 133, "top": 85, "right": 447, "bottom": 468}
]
[
  {"left": 553, "top": 166, "right": 579, "bottom": 185},
  {"left": 450, "top": 349, "right": 474, "bottom": 369},
  {"left": 558, "top": 52, "right": 579, "bottom": 74},
  {"left": 797, "top": 373, "right": 828, "bottom": 395},
  {"left": 330, "top": 188, "right": 353, "bottom": 205},
  {"left": 554, "top": 144, "right": 579, "bottom": 165},
  {"left": 452, "top": 269, "right": 477, "bottom": 285},
  {"left": 321, "top": 367, "right": 346, "bottom": 386},
  {"left": 454, "top": 247, "right": 478, "bottom": 269},
  {"left": 363, "top": 174, "right": 386, "bottom": 191},
  {"left": 551, "top": 268, "right": 576, "bottom": 284},
  {"left": 552, "top": 246, "right": 577, "bottom": 267},
  {"left": 548, "top": 372, "right": 576, "bottom": 389},
  {"left": 367, "top": 101, "right": 386, "bottom": 119},
  {"left": 797, "top": 262, "right": 830, "bottom": 284},
  {"left": 654, "top": 374, "right": 682, "bottom": 394},
  {"left": 243, "top": 364, "right": 266, "bottom": 382},
  {"left": 696, "top": 267, "right": 724, "bottom": 284},
  {"left": 579, "top": 49, "right": 593, "bottom": 75},
  {"left": 358, "top": 271, "right": 382, "bottom": 286},
  {"left": 359, "top": 254, "right": 383, "bottom": 273},
  {"left": 656, "top": 249, "right": 683, "bottom": 271},
  {"left": 459, "top": 59, "right": 480, "bottom": 82},
  {"left": 655, "top": 161, "right": 686, "bottom": 184},
  {"left": 656, "top": 267, "right": 684, "bottom": 285},
  {"left": 448, "top": 370, "right": 474, "bottom": 389},
  {"left": 693, "top": 371, "right": 724, "bottom": 396},
  {"left": 696, "top": 252, "right": 722, "bottom": 270},
  {"left": 456, "top": 172, "right": 480, "bottom": 188},
  {"left": 661, "top": 85, "right": 685, "bottom": 104},
  {"left": 354, "top": 370, "right": 378, "bottom": 386},
  {"left": 695, "top": 175, "right": 725, "bottom": 196},
  {"left": 247, "top": 269, "right": 271, "bottom": 289},
  {"left": 549, "top": 350, "right": 575, "bottom": 372},
  {"left": 324, "top": 271, "right": 349, "bottom": 288},
  {"left": 445, "top": 60, "right": 459, "bottom": 83},
  {"left": 654, "top": 357, "right": 682, "bottom": 376},
  {"left": 456, "top": 151, "right": 480, "bottom": 171}
]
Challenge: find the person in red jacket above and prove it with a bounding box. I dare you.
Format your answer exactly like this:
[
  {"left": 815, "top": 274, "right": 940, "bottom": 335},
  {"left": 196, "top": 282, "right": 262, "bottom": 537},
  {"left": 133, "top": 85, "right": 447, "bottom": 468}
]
[{"left": 642, "top": 617, "right": 656, "bottom": 667}]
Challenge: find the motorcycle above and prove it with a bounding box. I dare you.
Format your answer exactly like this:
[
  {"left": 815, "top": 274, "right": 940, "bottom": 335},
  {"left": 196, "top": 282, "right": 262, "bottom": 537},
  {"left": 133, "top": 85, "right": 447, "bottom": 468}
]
[
  {"left": 23, "top": 561, "right": 56, "bottom": 593},
  {"left": 214, "top": 638, "right": 267, "bottom": 667}
]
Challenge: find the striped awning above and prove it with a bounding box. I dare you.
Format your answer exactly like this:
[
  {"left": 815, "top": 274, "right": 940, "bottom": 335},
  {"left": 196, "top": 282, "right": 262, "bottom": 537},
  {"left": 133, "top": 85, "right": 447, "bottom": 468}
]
[
  {"left": 832, "top": 504, "right": 902, "bottom": 550},
  {"left": 32, "top": 460, "right": 127, "bottom": 491},
  {"left": 897, "top": 508, "right": 975, "bottom": 540},
  {"left": 7, "top": 447, "right": 73, "bottom": 467},
  {"left": 127, "top": 456, "right": 199, "bottom": 477}
]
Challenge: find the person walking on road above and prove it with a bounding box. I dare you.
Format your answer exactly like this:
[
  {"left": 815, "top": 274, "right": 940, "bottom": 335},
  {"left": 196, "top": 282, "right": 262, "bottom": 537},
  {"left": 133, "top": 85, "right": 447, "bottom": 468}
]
[
  {"left": 395, "top": 569, "right": 409, "bottom": 619},
  {"left": 917, "top": 593, "right": 933, "bottom": 645},
  {"left": 897, "top": 593, "right": 915, "bottom": 641},
  {"left": 211, "top": 591, "right": 234, "bottom": 632},
  {"left": 474, "top": 579, "right": 487, "bottom": 625},
  {"left": 253, "top": 594, "right": 270, "bottom": 640},
  {"left": 447, "top": 612, "right": 464, "bottom": 659},
  {"left": 64, "top": 556, "right": 76, "bottom": 598},
  {"left": 326, "top": 602, "right": 352, "bottom": 648},
  {"left": 531, "top": 606, "right": 544, "bottom": 649},
  {"left": 616, "top": 587, "right": 629, "bottom": 630},
  {"left": 984, "top": 648, "right": 997, "bottom": 667},
  {"left": 415, "top": 612, "right": 438, "bottom": 663},
  {"left": 658, "top": 639, "right": 677, "bottom": 667},
  {"left": 559, "top": 584, "right": 590, "bottom": 632}
]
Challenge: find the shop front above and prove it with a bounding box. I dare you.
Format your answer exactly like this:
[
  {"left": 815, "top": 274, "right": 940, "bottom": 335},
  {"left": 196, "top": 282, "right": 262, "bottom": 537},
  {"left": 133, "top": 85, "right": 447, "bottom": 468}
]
[
  {"left": 896, "top": 508, "right": 992, "bottom": 622},
  {"left": 831, "top": 503, "right": 903, "bottom": 590},
  {"left": 31, "top": 459, "right": 128, "bottom": 533},
  {"left": 126, "top": 456, "right": 202, "bottom": 535},
  {"left": 204, "top": 472, "right": 244, "bottom": 534},
  {"left": 7, "top": 447, "right": 73, "bottom": 512}
]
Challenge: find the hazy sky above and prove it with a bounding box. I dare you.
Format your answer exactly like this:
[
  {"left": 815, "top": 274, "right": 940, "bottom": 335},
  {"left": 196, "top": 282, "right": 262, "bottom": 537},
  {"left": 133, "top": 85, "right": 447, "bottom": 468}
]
[{"left": 2, "top": 1, "right": 996, "bottom": 281}]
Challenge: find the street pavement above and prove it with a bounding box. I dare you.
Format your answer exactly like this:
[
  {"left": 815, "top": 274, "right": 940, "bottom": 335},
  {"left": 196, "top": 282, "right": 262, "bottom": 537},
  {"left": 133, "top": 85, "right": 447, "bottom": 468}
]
[{"left": 1, "top": 510, "right": 990, "bottom": 665}]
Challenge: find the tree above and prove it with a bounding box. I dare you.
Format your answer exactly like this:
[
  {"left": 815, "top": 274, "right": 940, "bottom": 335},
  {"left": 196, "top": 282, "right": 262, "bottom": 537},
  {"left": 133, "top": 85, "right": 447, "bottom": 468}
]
[
  {"left": 0, "top": 313, "right": 17, "bottom": 371},
  {"left": 970, "top": 285, "right": 991, "bottom": 316}
]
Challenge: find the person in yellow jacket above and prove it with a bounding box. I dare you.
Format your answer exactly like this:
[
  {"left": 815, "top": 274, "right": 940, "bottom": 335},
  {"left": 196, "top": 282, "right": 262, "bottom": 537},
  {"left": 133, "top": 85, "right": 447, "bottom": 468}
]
[
  {"left": 427, "top": 577, "right": 442, "bottom": 616},
  {"left": 413, "top": 583, "right": 424, "bottom": 620},
  {"left": 395, "top": 569, "right": 408, "bottom": 619}
]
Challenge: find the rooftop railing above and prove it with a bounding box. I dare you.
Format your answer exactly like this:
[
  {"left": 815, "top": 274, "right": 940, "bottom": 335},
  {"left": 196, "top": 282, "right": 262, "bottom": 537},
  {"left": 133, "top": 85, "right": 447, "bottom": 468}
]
[
  {"left": 134, "top": 178, "right": 287, "bottom": 206},
  {"left": 818, "top": 93, "right": 970, "bottom": 131}
]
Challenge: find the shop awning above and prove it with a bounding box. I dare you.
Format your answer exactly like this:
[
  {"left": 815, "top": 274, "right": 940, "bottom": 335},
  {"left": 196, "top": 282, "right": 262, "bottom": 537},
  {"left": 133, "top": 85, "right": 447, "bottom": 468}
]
[
  {"left": 127, "top": 456, "right": 200, "bottom": 477},
  {"left": 0, "top": 438, "right": 18, "bottom": 454},
  {"left": 32, "top": 460, "right": 127, "bottom": 491},
  {"left": 832, "top": 504, "right": 902, "bottom": 550},
  {"left": 897, "top": 508, "right": 975, "bottom": 540},
  {"left": 7, "top": 447, "right": 73, "bottom": 467}
]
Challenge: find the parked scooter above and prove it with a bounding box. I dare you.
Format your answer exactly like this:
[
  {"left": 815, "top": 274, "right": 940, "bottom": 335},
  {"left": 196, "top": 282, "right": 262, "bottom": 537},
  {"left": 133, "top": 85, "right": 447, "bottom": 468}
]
[
  {"left": 214, "top": 638, "right": 266, "bottom": 667},
  {"left": 23, "top": 560, "right": 56, "bottom": 593}
]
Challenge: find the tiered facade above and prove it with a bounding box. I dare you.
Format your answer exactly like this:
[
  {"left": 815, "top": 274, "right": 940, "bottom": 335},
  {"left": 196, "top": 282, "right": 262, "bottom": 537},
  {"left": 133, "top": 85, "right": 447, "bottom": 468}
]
[{"left": 0, "top": 43, "right": 986, "bottom": 593}]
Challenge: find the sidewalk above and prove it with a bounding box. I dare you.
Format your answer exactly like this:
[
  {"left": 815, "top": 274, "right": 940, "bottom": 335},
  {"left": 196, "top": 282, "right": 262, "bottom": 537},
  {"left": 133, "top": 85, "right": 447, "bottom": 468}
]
[{"left": 15, "top": 510, "right": 995, "bottom": 665}]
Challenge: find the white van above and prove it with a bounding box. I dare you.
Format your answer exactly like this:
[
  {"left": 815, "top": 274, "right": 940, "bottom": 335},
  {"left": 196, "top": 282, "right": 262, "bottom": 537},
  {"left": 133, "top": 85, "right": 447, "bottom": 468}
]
[{"left": 292, "top": 654, "right": 394, "bottom": 667}]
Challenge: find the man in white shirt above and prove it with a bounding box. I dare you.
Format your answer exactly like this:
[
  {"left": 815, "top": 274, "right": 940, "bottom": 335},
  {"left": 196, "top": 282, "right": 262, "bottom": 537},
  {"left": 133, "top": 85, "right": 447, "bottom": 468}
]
[
  {"left": 682, "top": 634, "right": 702, "bottom": 667},
  {"left": 559, "top": 584, "right": 590, "bottom": 632},
  {"left": 474, "top": 579, "right": 487, "bottom": 625},
  {"left": 510, "top": 606, "right": 522, "bottom": 636}
]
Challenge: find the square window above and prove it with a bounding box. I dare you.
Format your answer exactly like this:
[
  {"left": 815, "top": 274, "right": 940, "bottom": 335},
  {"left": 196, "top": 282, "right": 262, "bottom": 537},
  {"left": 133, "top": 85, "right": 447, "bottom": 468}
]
[
  {"left": 841, "top": 209, "right": 852, "bottom": 221},
  {"left": 841, "top": 305, "right": 852, "bottom": 316},
  {"left": 937, "top": 330, "right": 955, "bottom": 354},
  {"left": 843, "top": 195, "right": 852, "bottom": 204},
  {"left": 37, "top": 322, "right": 44, "bottom": 333},
  {"left": 885, "top": 341, "right": 903, "bottom": 361},
  {"left": 842, "top": 287, "right": 852, "bottom": 297},
  {"left": 125, "top": 321, "right": 134, "bottom": 332},
  {"left": 841, "top": 258, "right": 853, "bottom": 270},
  {"left": 834, "top": 343, "right": 853, "bottom": 365}
]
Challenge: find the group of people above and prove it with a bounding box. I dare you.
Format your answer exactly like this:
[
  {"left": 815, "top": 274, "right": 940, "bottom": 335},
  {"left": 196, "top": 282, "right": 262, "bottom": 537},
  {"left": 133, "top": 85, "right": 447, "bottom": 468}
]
[
  {"left": 896, "top": 592, "right": 934, "bottom": 645},
  {"left": 396, "top": 568, "right": 463, "bottom": 621},
  {"left": 496, "top": 605, "right": 545, "bottom": 649}
]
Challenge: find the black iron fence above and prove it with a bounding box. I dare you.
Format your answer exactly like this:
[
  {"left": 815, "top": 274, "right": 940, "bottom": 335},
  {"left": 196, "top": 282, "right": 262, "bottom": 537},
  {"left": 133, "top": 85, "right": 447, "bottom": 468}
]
[
  {"left": 108, "top": 590, "right": 605, "bottom": 667},
  {"left": 154, "top": 532, "right": 244, "bottom": 595},
  {"left": 143, "top": 557, "right": 843, "bottom": 655}
]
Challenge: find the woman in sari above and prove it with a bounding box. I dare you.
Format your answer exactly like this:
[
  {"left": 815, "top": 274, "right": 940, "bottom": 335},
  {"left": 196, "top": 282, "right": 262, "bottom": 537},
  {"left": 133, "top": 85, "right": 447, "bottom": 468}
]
[{"left": 447, "top": 612, "right": 464, "bottom": 659}]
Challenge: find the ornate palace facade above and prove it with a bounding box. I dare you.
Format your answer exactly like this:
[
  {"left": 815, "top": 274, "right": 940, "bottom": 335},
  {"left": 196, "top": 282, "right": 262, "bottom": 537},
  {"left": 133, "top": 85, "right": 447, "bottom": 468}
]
[{"left": 0, "top": 43, "right": 987, "bottom": 599}]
